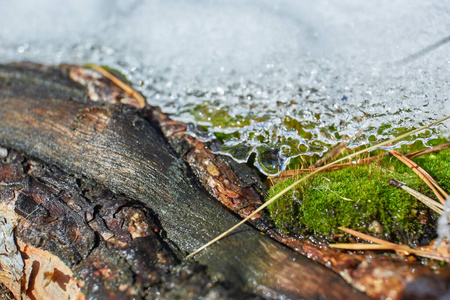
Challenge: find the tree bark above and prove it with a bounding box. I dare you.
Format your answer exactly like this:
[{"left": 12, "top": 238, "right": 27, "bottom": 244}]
[{"left": 0, "top": 63, "right": 368, "bottom": 299}]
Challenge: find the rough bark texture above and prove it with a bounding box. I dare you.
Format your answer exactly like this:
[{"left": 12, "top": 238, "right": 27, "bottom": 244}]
[
  {"left": 1, "top": 151, "right": 254, "bottom": 299},
  {"left": 0, "top": 63, "right": 368, "bottom": 299}
]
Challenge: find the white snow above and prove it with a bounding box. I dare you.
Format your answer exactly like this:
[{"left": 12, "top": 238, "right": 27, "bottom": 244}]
[{"left": 0, "top": 0, "right": 448, "bottom": 175}]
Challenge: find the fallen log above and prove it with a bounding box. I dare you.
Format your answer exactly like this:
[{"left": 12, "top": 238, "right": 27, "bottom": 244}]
[
  {"left": 0, "top": 63, "right": 368, "bottom": 299},
  {"left": 0, "top": 150, "right": 253, "bottom": 299},
  {"left": 71, "top": 65, "right": 450, "bottom": 300}
]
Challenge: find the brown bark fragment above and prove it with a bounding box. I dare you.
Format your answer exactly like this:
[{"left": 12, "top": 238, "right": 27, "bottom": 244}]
[{"left": 18, "top": 240, "right": 84, "bottom": 300}]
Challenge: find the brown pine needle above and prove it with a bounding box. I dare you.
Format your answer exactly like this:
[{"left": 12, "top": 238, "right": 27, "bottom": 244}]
[
  {"left": 337, "top": 227, "right": 399, "bottom": 248},
  {"left": 401, "top": 185, "right": 444, "bottom": 215},
  {"left": 275, "top": 155, "right": 381, "bottom": 179},
  {"left": 313, "top": 129, "right": 364, "bottom": 168},
  {"left": 331, "top": 227, "right": 450, "bottom": 262},
  {"left": 407, "top": 142, "right": 450, "bottom": 159},
  {"left": 88, "top": 64, "right": 146, "bottom": 109},
  {"left": 277, "top": 142, "right": 450, "bottom": 179},
  {"left": 388, "top": 179, "right": 444, "bottom": 215},
  {"left": 186, "top": 115, "right": 450, "bottom": 258},
  {"left": 313, "top": 142, "right": 348, "bottom": 168},
  {"left": 389, "top": 149, "right": 448, "bottom": 204},
  {"left": 330, "top": 243, "right": 402, "bottom": 250}
]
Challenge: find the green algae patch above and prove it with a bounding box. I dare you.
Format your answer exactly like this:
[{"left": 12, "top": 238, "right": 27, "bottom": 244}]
[
  {"left": 267, "top": 148, "right": 450, "bottom": 244},
  {"left": 191, "top": 104, "right": 253, "bottom": 129}
]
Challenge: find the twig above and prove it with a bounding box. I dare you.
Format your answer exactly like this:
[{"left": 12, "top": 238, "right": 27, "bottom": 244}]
[{"left": 393, "top": 34, "right": 450, "bottom": 66}]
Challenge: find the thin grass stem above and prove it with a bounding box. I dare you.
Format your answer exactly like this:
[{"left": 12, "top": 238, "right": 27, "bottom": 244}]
[{"left": 186, "top": 115, "right": 450, "bottom": 258}]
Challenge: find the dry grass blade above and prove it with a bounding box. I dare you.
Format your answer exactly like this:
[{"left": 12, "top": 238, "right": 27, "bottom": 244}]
[
  {"left": 389, "top": 149, "right": 448, "bottom": 204},
  {"left": 331, "top": 227, "right": 450, "bottom": 262},
  {"left": 186, "top": 115, "right": 450, "bottom": 258},
  {"left": 313, "top": 129, "right": 364, "bottom": 168},
  {"left": 87, "top": 64, "right": 146, "bottom": 109},
  {"left": 277, "top": 142, "right": 450, "bottom": 180},
  {"left": 388, "top": 179, "right": 444, "bottom": 215},
  {"left": 275, "top": 155, "right": 383, "bottom": 179}
]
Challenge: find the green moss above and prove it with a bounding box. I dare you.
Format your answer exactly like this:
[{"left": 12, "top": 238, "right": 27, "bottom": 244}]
[
  {"left": 267, "top": 147, "right": 450, "bottom": 244},
  {"left": 191, "top": 104, "right": 253, "bottom": 129}
]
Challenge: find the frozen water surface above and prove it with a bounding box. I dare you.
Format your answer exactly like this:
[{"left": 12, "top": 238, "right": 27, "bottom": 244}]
[{"left": 1, "top": 0, "right": 449, "bottom": 175}]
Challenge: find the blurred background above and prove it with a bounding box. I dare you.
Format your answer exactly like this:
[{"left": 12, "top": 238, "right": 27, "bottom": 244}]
[{"left": 1, "top": 0, "right": 449, "bottom": 175}]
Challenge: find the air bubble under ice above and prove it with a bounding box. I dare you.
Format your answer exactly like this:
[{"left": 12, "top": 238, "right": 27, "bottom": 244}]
[{"left": 1, "top": 0, "right": 448, "bottom": 175}]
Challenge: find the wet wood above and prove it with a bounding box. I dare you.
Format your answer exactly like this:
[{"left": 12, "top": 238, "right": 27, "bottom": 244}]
[{"left": 0, "top": 63, "right": 368, "bottom": 299}]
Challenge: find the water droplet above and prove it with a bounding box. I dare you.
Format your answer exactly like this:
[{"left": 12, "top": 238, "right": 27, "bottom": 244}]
[
  {"left": 186, "top": 124, "right": 216, "bottom": 142},
  {"left": 216, "top": 87, "right": 224, "bottom": 95},
  {"left": 17, "top": 44, "right": 29, "bottom": 53}
]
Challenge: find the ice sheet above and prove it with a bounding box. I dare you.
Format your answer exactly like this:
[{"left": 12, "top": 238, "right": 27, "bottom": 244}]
[{"left": 1, "top": 0, "right": 448, "bottom": 175}]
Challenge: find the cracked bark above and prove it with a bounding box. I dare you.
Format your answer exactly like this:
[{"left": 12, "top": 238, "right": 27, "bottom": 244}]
[
  {"left": 0, "top": 63, "right": 368, "bottom": 299},
  {"left": 1, "top": 152, "right": 249, "bottom": 299}
]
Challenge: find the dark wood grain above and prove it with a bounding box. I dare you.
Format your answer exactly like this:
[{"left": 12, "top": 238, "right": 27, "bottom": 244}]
[{"left": 0, "top": 63, "right": 368, "bottom": 299}]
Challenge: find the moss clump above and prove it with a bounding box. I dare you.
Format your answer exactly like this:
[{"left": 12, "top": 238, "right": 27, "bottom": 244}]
[{"left": 267, "top": 148, "right": 450, "bottom": 245}]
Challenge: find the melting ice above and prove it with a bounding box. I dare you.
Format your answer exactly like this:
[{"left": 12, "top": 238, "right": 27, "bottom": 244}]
[{"left": 0, "top": 0, "right": 449, "bottom": 175}]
